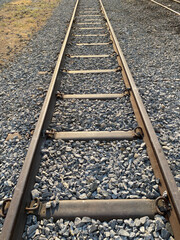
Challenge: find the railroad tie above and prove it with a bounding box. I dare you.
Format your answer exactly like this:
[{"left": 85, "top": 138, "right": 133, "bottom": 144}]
[{"left": 46, "top": 130, "right": 140, "bottom": 141}]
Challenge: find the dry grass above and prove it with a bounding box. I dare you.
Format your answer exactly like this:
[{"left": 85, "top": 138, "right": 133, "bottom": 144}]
[{"left": 0, "top": 0, "right": 61, "bottom": 69}]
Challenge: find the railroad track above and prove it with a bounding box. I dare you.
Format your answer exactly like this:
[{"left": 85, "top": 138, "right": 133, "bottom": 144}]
[
  {"left": 1, "top": 0, "right": 180, "bottom": 239},
  {"left": 150, "top": 0, "right": 180, "bottom": 15}
]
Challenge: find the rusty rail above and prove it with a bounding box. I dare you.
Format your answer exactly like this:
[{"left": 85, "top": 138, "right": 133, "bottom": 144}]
[{"left": 150, "top": 0, "right": 180, "bottom": 16}]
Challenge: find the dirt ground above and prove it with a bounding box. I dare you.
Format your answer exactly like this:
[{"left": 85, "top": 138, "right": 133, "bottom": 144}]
[{"left": 0, "top": 0, "right": 61, "bottom": 70}]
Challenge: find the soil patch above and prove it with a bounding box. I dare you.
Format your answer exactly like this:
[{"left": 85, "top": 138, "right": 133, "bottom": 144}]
[{"left": 0, "top": 0, "right": 61, "bottom": 70}]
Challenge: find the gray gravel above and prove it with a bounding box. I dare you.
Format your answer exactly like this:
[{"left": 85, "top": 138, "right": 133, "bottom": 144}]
[
  {"left": 103, "top": 0, "right": 180, "bottom": 188},
  {"left": 49, "top": 98, "right": 136, "bottom": 131},
  {"left": 64, "top": 55, "right": 117, "bottom": 70},
  {"left": 22, "top": 215, "right": 173, "bottom": 239},
  {"left": 32, "top": 139, "right": 158, "bottom": 200},
  {"left": 70, "top": 33, "right": 110, "bottom": 44},
  {"left": 67, "top": 44, "right": 114, "bottom": 55},
  {"left": 59, "top": 72, "right": 125, "bottom": 94},
  {"left": 0, "top": 0, "right": 75, "bottom": 232}
]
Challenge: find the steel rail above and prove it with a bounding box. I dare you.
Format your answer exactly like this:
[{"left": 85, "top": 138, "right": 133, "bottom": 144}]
[
  {"left": 0, "top": 0, "right": 80, "bottom": 239},
  {"left": 150, "top": 0, "right": 180, "bottom": 15},
  {"left": 99, "top": 0, "right": 180, "bottom": 238},
  {"left": 172, "top": 0, "right": 180, "bottom": 3}
]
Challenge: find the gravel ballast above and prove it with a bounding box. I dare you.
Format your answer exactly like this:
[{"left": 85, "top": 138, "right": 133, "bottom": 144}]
[
  {"left": 32, "top": 139, "right": 158, "bottom": 201},
  {"left": 59, "top": 72, "right": 125, "bottom": 94},
  {"left": 64, "top": 55, "right": 118, "bottom": 70},
  {"left": 23, "top": 215, "right": 173, "bottom": 239},
  {"left": 49, "top": 98, "right": 136, "bottom": 131}
]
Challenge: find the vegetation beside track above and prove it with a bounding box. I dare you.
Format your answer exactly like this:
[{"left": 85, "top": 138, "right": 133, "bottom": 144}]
[{"left": 0, "top": 0, "right": 61, "bottom": 70}]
